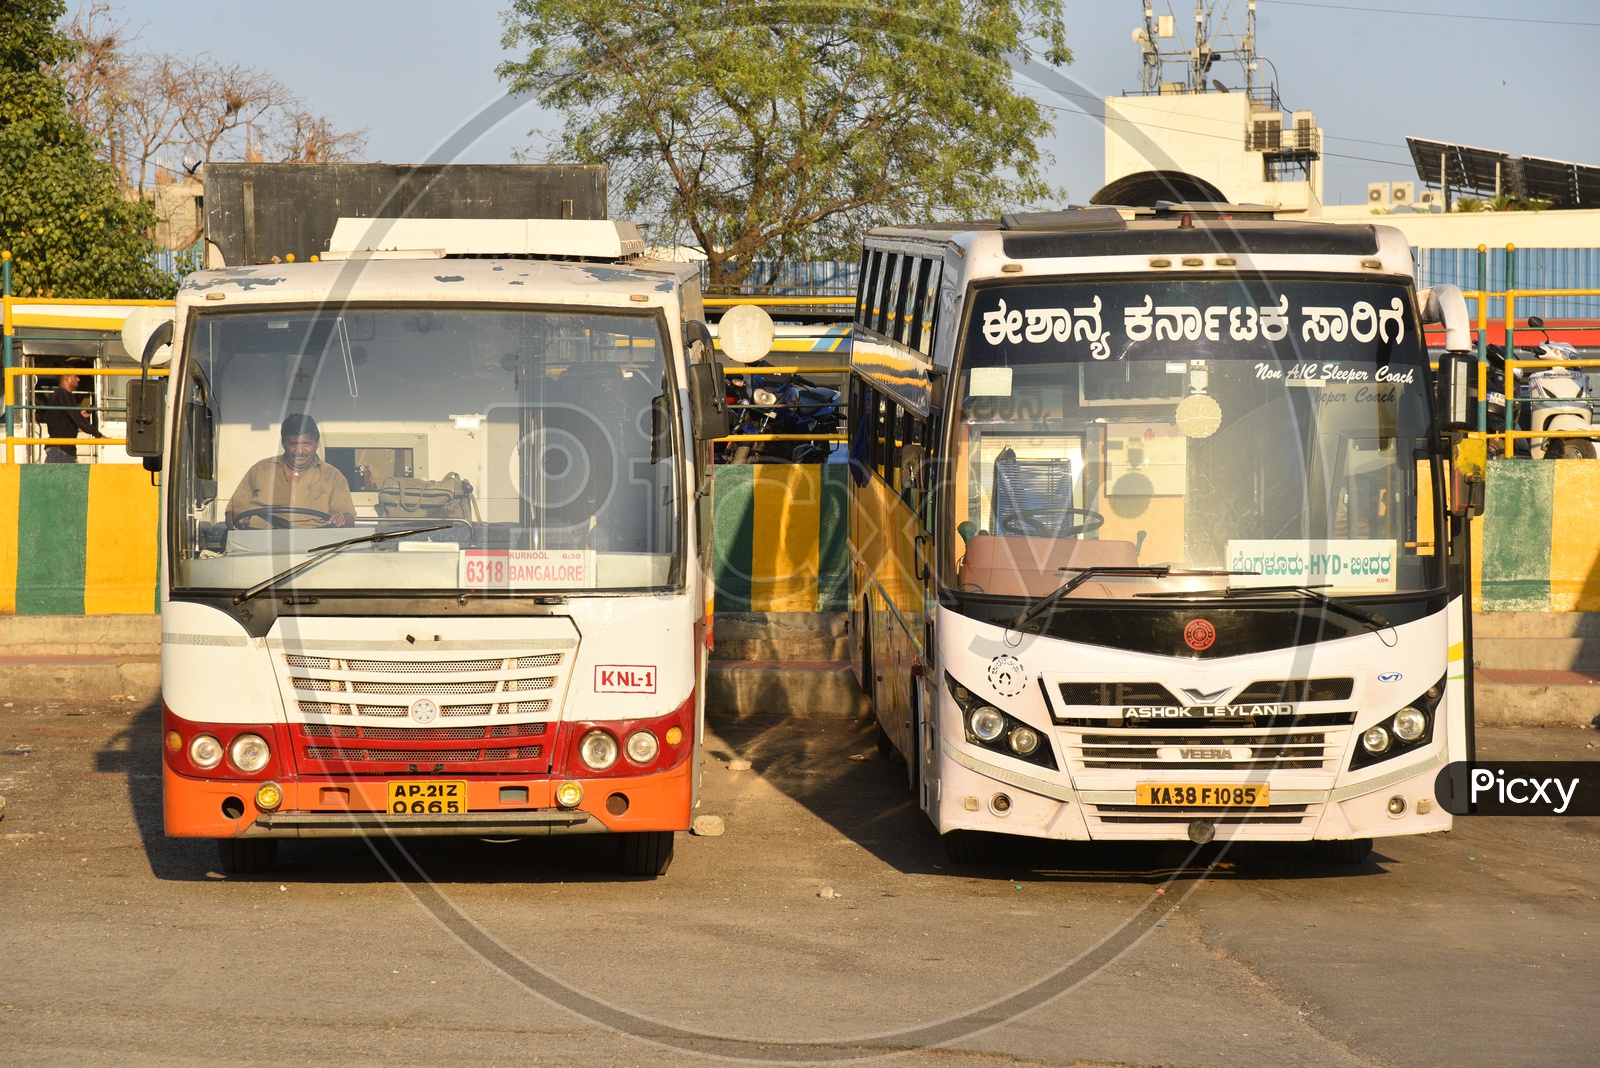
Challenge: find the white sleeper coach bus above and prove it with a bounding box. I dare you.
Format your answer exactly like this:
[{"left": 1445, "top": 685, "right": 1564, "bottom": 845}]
[
  {"left": 848, "top": 206, "right": 1479, "bottom": 864},
  {"left": 124, "top": 219, "right": 739, "bottom": 877}
]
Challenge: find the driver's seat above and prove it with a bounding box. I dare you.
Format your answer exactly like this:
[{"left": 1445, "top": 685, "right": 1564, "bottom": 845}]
[{"left": 993, "top": 449, "right": 1075, "bottom": 537}]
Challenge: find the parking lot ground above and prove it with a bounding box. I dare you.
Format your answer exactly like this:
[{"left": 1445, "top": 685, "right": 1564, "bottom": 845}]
[{"left": 1, "top": 699, "right": 1597, "bottom": 1067}]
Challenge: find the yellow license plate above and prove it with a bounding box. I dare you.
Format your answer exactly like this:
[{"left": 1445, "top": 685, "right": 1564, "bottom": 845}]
[
  {"left": 386, "top": 780, "right": 469, "bottom": 814},
  {"left": 1136, "top": 783, "right": 1270, "bottom": 807}
]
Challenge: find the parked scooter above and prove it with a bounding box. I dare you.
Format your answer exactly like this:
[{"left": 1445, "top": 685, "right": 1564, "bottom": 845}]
[
  {"left": 1482, "top": 343, "right": 1530, "bottom": 458},
  {"left": 1519, "top": 316, "right": 1596, "bottom": 459},
  {"left": 721, "top": 364, "right": 843, "bottom": 464}
]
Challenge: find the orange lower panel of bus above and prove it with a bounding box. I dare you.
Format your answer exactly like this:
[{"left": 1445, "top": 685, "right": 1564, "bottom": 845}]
[{"left": 163, "top": 759, "right": 692, "bottom": 839}]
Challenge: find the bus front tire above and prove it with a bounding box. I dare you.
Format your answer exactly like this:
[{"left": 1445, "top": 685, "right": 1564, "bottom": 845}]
[
  {"left": 216, "top": 838, "right": 277, "bottom": 874},
  {"left": 617, "top": 830, "right": 675, "bottom": 877},
  {"left": 942, "top": 829, "right": 992, "bottom": 864},
  {"left": 1313, "top": 838, "right": 1372, "bottom": 865}
]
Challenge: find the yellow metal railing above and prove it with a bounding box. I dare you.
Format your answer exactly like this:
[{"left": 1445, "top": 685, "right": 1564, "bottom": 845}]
[{"left": 4, "top": 366, "right": 168, "bottom": 456}]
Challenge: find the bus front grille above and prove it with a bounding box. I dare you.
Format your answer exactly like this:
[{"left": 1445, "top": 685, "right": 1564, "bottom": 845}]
[
  {"left": 279, "top": 649, "right": 570, "bottom": 720},
  {"left": 1066, "top": 730, "right": 1345, "bottom": 771}
]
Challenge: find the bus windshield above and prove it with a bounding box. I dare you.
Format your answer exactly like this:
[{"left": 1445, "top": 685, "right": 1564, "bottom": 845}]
[
  {"left": 943, "top": 277, "right": 1441, "bottom": 602},
  {"left": 171, "top": 305, "right": 681, "bottom": 595}
]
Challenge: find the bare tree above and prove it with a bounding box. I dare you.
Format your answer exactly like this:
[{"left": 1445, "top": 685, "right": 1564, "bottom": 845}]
[
  {"left": 55, "top": 2, "right": 366, "bottom": 191},
  {"left": 270, "top": 109, "right": 367, "bottom": 163}
]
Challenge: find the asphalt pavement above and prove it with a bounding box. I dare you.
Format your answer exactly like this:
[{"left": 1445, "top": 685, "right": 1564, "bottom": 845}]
[{"left": 1, "top": 698, "right": 1597, "bottom": 1067}]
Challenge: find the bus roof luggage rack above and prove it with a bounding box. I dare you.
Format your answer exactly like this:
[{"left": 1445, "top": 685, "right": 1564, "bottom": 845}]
[
  {"left": 999, "top": 207, "right": 1126, "bottom": 232},
  {"left": 323, "top": 218, "right": 645, "bottom": 261}
]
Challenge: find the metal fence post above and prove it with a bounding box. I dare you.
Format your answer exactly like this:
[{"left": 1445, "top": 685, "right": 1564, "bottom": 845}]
[
  {"left": 3, "top": 251, "right": 13, "bottom": 452},
  {"left": 1477, "top": 244, "right": 1488, "bottom": 432}
]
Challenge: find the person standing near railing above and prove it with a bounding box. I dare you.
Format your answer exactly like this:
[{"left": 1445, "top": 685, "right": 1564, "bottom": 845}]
[{"left": 42, "top": 372, "right": 103, "bottom": 463}]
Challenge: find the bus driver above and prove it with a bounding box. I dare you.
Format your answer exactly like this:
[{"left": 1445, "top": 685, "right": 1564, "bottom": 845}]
[{"left": 227, "top": 414, "right": 355, "bottom": 529}]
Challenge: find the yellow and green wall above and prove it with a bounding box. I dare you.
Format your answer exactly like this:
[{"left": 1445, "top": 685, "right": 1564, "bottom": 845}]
[
  {"left": 1476, "top": 458, "right": 1600, "bottom": 612},
  {"left": 0, "top": 464, "right": 159, "bottom": 615},
  {"left": 0, "top": 459, "right": 1593, "bottom": 617}
]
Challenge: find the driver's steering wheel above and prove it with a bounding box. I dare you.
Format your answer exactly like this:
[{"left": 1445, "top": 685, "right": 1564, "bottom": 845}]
[
  {"left": 232, "top": 506, "right": 332, "bottom": 530},
  {"left": 1000, "top": 507, "right": 1105, "bottom": 539}
]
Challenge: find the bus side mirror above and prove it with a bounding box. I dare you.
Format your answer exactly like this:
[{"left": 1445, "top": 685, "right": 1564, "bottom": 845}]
[
  {"left": 124, "top": 316, "right": 174, "bottom": 461},
  {"left": 682, "top": 320, "right": 714, "bottom": 363},
  {"left": 687, "top": 362, "right": 728, "bottom": 441},
  {"left": 124, "top": 378, "right": 166, "bottom": 459}
]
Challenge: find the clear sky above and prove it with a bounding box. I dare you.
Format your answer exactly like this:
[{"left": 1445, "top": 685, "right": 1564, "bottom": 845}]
[{"left": 115, "top": 1, "right": 1600, "bottom": 209}]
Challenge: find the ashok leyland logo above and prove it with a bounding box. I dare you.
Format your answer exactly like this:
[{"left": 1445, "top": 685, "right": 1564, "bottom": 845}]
[{"left": 408, "top": 698, "right": 439, "bottom": 725}]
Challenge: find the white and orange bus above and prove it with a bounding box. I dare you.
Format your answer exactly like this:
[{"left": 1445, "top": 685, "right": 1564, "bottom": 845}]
[
  {"left": 125, "top": 219, "right": 745, "bottom": 876},
  {"left": 848, "top": 206, "right": 1481, "bottom": 864}
]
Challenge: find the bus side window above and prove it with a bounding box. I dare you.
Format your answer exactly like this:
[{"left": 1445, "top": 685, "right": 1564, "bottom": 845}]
[
  {"left": 875, "top": 393, "right": 899, "bottom": 483},
  {"left": 858, "top": 249, "right": 881, "bottom": 328},
  {"left": 900, "top": 409, "right": 929, "bottom": 509},
  {"left": 894, "top": 257, "right": 919, "bottom": 348},
  {"left": 907, "top": 258, "right": 934, "bottom": 353},
  {"left": 878, "top": 255, "right": 903, "bottom": 337}
]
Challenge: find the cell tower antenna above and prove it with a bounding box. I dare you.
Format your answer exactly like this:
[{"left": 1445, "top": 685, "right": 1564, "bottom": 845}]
[{"left": 1132, "top": 1, "right": 1271, "bottom": 106}]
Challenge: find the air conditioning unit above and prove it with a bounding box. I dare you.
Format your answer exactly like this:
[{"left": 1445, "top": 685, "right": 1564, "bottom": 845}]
[
  {"left": 1250, "top": 117, "right": 1282, "bottom": 152},
  {"left": 1368, "top": 183, "right": 1392, "bottom": 207},
  {"left": 1418, "top": 189, "right": 1441, "bottom": 207},
  {"left": 1392, "top": 181, "right": 1414, "bottom": 205}
]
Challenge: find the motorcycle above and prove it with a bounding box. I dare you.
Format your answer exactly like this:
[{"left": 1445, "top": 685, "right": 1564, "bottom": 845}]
[
  {"left": 721, "top": 363, "right": 843, "bottom": 464},
  {"left": 1519, "top": 316, "right": 1596, "bottom": 460}
]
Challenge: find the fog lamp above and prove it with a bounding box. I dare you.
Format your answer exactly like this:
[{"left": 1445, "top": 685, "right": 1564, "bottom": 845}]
[
  {"left": 1361, "top": 726, "right": 1392, "bottom": 754},
  {"left": 255, "top": 782, "right": 283, "bottom": 811},
  {"left": 555, "top": 781, "right": 584, "bottom": 808},
  {"left": 1386, "top": 795, "right": 1407, "bottom": 815},
  {"left": 1393, "top": 708, "right": 1428, "bottom": 743},
  {"left": 990, "top": 793, "right": 1012, "bottom": 815}
]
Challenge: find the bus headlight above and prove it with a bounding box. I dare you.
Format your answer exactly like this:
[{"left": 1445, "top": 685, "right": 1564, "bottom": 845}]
[
  {"left": 1008, "top": 725, "right": 1040, "bottom": 755},
  {"left": 945, "top": 670, "right": 1058, "bottom": 771},
  {"left": 229, "top": 733, "right": 271, "bottom": 773},
  {"left": 1361, "top": 726, "right": 1392, "bottom": 754},
  {"left": 1393, "top": 707, "right": 1428, "bottom": 743},
  {"left": 969, "top": 707, "right": 1006, "bottom": 742},
  {"left": 578, "top": 730, "right": 619, "bottom": 771},
  {"left": 625, "top": 729, "right": 659, "bottom": 764},
  {"left": 189, "top": 734, "right": 223, "bottom": 770}
]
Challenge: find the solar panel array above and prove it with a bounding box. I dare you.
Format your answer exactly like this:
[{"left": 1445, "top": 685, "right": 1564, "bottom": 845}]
[{"left": 1407, "top": 137, "right": 1600, "bottom": 207}]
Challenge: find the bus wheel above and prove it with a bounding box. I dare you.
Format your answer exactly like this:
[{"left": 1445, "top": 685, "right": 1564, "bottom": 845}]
[
  {"left": 617, "top": 831, "right": 675, "bottom": 877},
  {"left": 216, "top": 838, "right": 277, "bottom": 874},
  {"left": 942, "top": 829, "right": 992, "bottom": 864},
  {"left": 1313, "top": 838, "right": 1372, "bottom": 865}
]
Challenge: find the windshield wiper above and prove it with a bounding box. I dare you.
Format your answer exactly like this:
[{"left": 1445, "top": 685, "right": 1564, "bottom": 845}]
[
  {"left": 234, "top": 522, "right": 456, "bottom": 604},
  {"left": 1134, "top": 582, "right": 1391, "bottom": 632},
  {"left": 1011, "top": 566, "right": 1248, "bottom": 633}
]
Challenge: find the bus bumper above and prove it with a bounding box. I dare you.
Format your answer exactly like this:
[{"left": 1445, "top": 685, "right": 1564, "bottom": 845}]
[
  {"left": 934, "top": 741, "right": 1451, "bottom": 842},
  {"left": 163, "top": 759, "right": 692, "bottom": 840}
]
